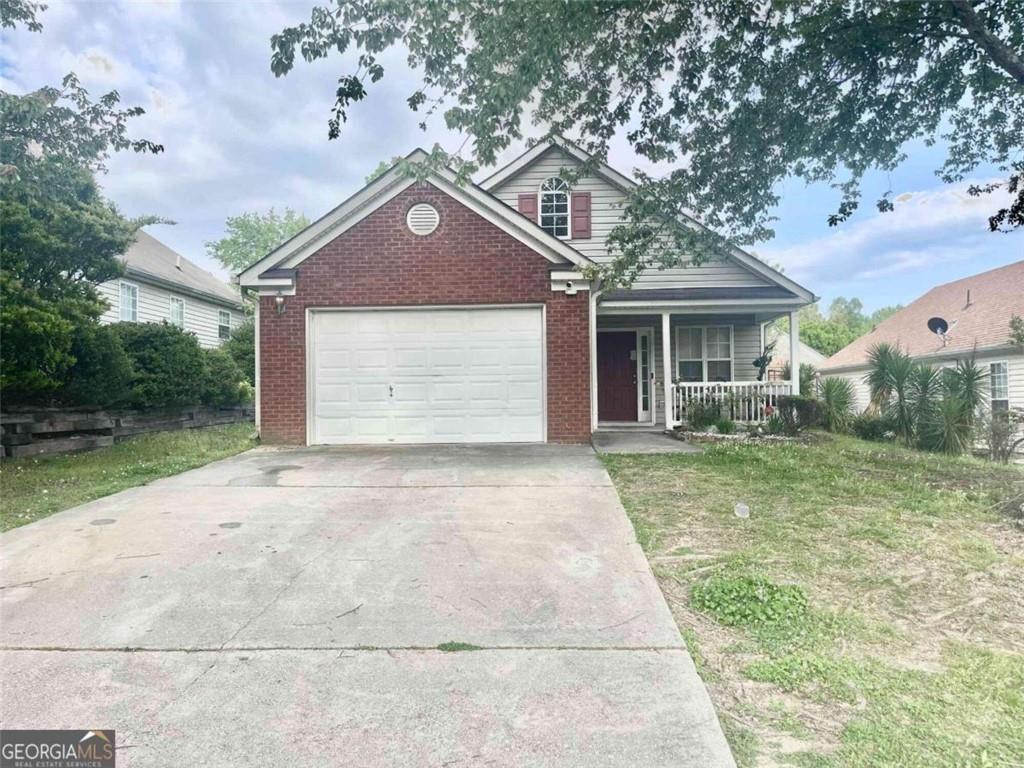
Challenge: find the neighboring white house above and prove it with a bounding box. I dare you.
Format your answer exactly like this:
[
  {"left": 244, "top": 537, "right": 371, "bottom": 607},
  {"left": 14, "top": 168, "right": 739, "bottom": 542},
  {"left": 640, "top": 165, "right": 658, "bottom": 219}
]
[
  {"left": 98, "top": 230, "right": 244, "bottom": 348},
  {"left": 819, "top": 261, "right": 1024, "bottom": 413},
  {"left": 764, "top": 325, "right": 827, "bottom": 382}
]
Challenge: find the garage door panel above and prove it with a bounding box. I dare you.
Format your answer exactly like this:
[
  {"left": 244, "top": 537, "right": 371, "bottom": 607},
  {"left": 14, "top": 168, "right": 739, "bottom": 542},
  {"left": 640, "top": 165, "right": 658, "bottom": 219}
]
[{"left": 312, "top": 307, "right": 544, "bottom": 444}]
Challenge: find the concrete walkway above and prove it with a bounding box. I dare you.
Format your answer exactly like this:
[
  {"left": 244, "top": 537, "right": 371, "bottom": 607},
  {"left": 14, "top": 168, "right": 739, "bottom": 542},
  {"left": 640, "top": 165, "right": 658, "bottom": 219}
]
[
  {"left": 0, "top": 444, "right": 733, "bottom": 767},
  {"left": 592, "top": 429, "right": 703, "bottom": 454}
]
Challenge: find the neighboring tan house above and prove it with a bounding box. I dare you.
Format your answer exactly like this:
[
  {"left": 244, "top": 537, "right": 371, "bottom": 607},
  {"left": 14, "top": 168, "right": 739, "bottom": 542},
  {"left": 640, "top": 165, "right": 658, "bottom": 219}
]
[
  {"left": 764, "top": 326, "right": 827, "bottom": 382},
  {"left": 819, "top": 261, "right": 1024, "bottom": 413},
  {"left": 239, "top": 138, "right": 817, "bottom": 445},
  {"left": 98, "top": 230, "right": 244, "bottom": 348}
]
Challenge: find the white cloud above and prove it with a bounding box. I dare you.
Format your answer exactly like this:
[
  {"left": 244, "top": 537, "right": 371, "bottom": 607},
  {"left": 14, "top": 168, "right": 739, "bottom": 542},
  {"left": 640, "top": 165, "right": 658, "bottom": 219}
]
[{"left": 760, "top": 180, "right": 1023, "bottom": 290}]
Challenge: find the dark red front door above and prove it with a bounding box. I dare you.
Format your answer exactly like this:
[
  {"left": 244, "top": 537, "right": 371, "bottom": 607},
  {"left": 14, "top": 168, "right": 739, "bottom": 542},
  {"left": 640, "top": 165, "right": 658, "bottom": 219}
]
[{"left": 598, "top": 331, "right": 638, "bottom": 421}]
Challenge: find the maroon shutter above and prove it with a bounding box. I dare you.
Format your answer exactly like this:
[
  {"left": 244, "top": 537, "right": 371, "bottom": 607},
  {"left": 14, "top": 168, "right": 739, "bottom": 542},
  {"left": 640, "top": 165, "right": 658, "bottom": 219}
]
[
  {"left": 571, "top": 192, "right": 591, "bottom": 239},
  {"left": 518, "top": 193, "right": 538, "bottom": 222}
]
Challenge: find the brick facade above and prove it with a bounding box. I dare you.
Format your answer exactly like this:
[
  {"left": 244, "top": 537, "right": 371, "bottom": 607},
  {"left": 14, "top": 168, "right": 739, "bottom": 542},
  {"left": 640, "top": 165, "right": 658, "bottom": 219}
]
[{"left": 258, "top": 183, "right": 591, "bottom": 444}]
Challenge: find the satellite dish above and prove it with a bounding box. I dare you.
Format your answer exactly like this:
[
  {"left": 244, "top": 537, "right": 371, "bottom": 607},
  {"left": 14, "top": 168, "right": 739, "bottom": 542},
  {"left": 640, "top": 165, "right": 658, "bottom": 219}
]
[{"left": 927, "top": 316, "right": 949, "bottom": 336}]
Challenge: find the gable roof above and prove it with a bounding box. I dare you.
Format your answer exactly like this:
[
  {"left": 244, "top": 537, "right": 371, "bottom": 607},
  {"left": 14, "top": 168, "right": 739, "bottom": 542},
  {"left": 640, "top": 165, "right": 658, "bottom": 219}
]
[
  {"left": 821, "top": 261, "right": 1024, "bottom": 371},
  {"left": 238, "top": 149, "right": 593, "bottom": 288},
  {"left": 123, "top": 231, "right": 242, "bottom": 309},
  {"left": 481, "top": 137, "right": 816, "bottom": 303},
  {"left": 766, "top": 326, "right": 828, "bottom": 369}
]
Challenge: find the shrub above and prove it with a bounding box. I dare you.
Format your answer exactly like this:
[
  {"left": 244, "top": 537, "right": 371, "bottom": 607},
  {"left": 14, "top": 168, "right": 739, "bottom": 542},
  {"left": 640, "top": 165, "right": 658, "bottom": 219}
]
[
  {"left": 201, "top": 348, "right": 250, "bottom": 407},
  {"left": 782, "top": 361, "right": 816, "bottom": 395},
  {"left": 978, "top": 408, "right": 1024, "bottom": 463},
  {"left": 851, "top": 413, "right": 897, "bottom": 442},
  {"left": 775, "top": 394, "right": 822, "bottom": 435},
  {"left": 819, "top": 377, "right": 854, "bottom": 432},
  {"left": 64, "top": 324, "right": 133, "bottom": 407},
  {"left": 113, "top": 322, "right": 205, "bottom": 409},
  {"left": 713, "top": 418, "right": 736, "bottom": 435},
  {"left": 222, "top": 317, "right": 255, "bottom": 385},
  {"left": 918, "top": 393, "right": 973, "bottom": 455},
  {"left": 691, "top": 574, "right": 808, "bottom": 628},
  {"left": 685, "top": 398, "right": 722, "bottom": 430},
  {"left": 764, "top": 413, "right": 786, "bottom": 435}
]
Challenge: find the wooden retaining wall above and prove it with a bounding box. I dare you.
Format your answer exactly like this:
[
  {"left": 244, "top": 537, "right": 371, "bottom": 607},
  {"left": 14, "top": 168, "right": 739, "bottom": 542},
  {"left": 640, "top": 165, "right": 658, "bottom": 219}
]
[{"left": 0, "top": 404, "right": 255, "bottom": 459}]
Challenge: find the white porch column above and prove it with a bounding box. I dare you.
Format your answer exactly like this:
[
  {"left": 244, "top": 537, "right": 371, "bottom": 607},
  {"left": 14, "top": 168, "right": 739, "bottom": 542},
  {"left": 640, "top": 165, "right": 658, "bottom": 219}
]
[
  {"left": 662, "top": 312, "right": 673, "bottom": 427},
  {"left": 789, "top": 310, "right": 800, "bottom": 395}
]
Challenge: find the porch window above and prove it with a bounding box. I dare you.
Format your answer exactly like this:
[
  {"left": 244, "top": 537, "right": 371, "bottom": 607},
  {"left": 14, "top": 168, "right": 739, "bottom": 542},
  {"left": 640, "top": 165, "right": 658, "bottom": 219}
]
[
  {"left": 990, "top": 361, "right": 1009, "bottom": 413},
  {"left": 539, "top": 177, "right": 569, "bottom": 238},
  {"left": 675, "top": 326, "right": 733, "bottom": 382}
]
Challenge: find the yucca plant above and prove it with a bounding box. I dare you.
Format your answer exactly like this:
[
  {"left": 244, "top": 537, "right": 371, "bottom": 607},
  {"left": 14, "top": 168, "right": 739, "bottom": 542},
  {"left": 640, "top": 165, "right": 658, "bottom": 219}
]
[
  {"left": 865, "top": 343, "right": 898, "bottom": 412},
  {"left": 943, "top": 358, "right": 987, "bottom": 427},
  {"left": 908, "top": 364, "right": 942, "bottom": 448},
  {"left": 819, "top": 376, "right": 854, "bottom": 433},
  {"left": 920, "top": 393, "right": 973, "bottom": 455}
]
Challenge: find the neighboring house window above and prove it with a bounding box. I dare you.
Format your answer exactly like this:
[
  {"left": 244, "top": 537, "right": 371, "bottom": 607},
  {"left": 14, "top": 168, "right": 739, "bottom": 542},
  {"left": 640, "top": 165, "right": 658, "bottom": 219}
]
[
  {"left": 119, "top": 282, "right": 138, "bottom": 322},
  {"left": 218, "top": 310, "right": 231, "bottom": 340},
  {"left": 539, "top": 177, "right": 570, "bottom": 238},
  {"left": 990, "top": 361, "right": 1009, "bottom": 413},
  {"left": 675, "top": 326, "right": 733, "bottom": 382},
  {"left": 169, "top": 296, "right": 185, "bottom": 328}
]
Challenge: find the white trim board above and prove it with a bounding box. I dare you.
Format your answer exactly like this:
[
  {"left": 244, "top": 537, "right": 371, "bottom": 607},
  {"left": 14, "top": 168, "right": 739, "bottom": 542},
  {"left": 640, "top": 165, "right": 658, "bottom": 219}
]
[{"left": 238, "top": 149, "right": 595, "bottom": 290}]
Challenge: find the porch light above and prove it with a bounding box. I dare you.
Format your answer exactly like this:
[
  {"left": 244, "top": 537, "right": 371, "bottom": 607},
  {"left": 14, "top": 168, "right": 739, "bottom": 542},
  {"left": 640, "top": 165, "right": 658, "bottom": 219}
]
[{"left": 275, "top": 292, "right": 286, "bottom": 315}]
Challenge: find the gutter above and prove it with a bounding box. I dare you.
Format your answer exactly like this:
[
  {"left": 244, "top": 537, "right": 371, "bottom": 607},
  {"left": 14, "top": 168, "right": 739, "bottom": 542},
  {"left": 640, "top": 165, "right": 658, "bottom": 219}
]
[{"left": 125, "top": 267, "right": 245, "bottom": 311}]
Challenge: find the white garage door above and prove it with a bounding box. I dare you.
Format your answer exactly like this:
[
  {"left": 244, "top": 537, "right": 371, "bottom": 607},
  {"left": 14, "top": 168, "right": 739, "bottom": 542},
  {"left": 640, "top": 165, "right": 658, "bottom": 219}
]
[{"left": 310, "top": 307, "right": 545, "bottom": 444}]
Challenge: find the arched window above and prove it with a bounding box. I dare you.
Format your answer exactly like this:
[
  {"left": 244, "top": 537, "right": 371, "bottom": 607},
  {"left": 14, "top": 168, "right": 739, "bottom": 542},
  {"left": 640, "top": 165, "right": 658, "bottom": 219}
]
[{"left": 539, "top": 177, "right": 570, "bottom": 238}]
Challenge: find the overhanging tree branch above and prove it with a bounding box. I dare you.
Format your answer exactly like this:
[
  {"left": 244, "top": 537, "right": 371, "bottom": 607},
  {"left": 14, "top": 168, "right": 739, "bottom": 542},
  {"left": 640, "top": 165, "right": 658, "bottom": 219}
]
[{"left": 949, "top": 0, "right": 1024, "bottom": 84}]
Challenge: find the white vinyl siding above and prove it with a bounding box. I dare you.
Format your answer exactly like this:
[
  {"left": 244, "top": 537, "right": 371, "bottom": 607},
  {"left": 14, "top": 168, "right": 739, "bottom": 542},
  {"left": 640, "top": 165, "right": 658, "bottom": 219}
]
[
  {"left": 119, "top": 282, "right": 138, "bottom": 322},
  {"left": 824, "top": 350, "right": 1024, "bottom": 414},
  {"left": 98, "top": 279, "right": 238, "bottom": 349},
  {"left": 490, "top": 146, "right": 773, "bottom": 290},
  {"left": 169, "top": 296, "right": 185, "bottom": 327},
  {"left": 598, "top": 314, "right": 761, "bottom": 423}
]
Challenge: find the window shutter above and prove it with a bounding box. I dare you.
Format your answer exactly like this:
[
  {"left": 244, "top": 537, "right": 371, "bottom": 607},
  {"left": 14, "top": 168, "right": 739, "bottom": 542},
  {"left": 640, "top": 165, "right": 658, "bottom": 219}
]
[
  {"left": 571, "top": 192, "right": 591, "bottom": 239},
  {"left": 518, "top": 193, "right": 538, "bottom": 222}
]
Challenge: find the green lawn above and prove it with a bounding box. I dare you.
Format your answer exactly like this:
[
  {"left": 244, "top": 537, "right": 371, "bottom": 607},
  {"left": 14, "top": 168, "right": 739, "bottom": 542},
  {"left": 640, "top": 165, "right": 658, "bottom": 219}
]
[
  {"left": 0, "top": 424, "right": 257, "bottom": 531},
  {"left": 603, "top": 435, "right": 1024, "bottom": 768}
]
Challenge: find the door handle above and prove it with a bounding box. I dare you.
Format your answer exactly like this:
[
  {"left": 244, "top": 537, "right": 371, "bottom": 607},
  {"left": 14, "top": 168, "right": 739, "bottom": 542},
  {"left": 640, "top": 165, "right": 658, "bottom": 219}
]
[{"left": 389, "top": 384, "right": 394, "bottom": 398}]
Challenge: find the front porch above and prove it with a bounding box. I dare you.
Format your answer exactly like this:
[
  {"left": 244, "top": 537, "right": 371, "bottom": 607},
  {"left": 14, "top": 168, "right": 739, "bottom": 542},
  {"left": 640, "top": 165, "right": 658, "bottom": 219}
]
[{"left": 592, "top": 301, "right": 803, "bottom": 430}]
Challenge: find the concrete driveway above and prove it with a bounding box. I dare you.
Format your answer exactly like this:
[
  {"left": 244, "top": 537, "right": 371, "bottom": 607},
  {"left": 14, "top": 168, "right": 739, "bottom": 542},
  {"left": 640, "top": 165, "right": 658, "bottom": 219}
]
[{"left": 0, "top": 444, "right": 734, "bottom": 767}]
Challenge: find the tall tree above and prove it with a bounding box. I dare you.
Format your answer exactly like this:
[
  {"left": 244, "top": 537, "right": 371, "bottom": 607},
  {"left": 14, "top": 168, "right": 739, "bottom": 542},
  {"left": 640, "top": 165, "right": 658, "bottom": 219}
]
[
  {"left": 1, "top": 7, "right": 162, "bottom": 397},
  {"left": 206, "top": 208, "right": 310, "bottom": 274},
  {"left": 271, "top": 0, "right": 1023, "bottom": 286},
  {"left": 787, "top": 297, "right": 903, "bottom": 357}
]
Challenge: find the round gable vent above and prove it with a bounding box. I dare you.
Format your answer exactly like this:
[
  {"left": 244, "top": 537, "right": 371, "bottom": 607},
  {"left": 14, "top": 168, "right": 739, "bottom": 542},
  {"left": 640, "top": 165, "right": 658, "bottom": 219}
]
[{"left": 406, "top": 203, "right": 440, "bottom": 236}]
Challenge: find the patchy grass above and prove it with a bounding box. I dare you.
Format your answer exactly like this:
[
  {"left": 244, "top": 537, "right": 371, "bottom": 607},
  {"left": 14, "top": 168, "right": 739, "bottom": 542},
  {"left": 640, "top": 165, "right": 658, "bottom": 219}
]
[
  {"left": 0, "top": 424, "right": 257, "bottom": 531},
  {"left": 603, "top": 434, "right": 1024, "bottom": 767}
]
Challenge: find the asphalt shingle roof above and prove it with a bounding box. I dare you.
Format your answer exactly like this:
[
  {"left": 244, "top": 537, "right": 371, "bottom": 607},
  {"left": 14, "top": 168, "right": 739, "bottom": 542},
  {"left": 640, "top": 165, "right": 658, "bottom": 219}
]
[
  {"left": 121, "top": 231, "right": 242, "bottom": 308},
  {"left": 821, "top": 260, "right": 1024, "bottom": 370}
]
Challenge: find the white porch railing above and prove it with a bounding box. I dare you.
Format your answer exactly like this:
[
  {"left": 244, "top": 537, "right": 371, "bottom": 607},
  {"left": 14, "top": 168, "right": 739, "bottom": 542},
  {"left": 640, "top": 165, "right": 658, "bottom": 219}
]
[{"left": 671, "top": 381, "right": 792, "bottom": 426}]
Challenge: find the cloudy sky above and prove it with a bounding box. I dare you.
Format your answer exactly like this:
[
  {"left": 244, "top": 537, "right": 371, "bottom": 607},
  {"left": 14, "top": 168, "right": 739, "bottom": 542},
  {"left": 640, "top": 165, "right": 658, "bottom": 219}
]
[{"left": 3, "top": 0, "right": 1021, "bottom": 312}]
